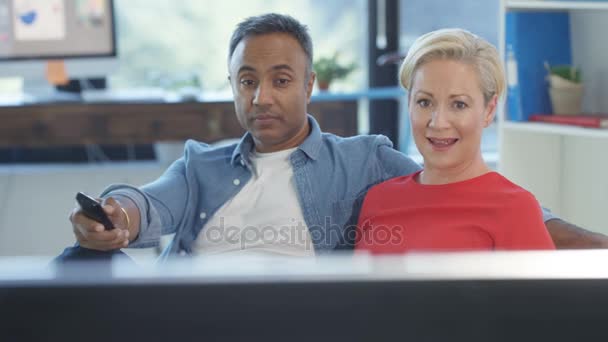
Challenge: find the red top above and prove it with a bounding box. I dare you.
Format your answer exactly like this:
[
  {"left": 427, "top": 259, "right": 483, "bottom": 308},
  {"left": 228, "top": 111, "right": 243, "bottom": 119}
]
[{"left": 356, "top": 171, "right": 555, "bottom": 253}]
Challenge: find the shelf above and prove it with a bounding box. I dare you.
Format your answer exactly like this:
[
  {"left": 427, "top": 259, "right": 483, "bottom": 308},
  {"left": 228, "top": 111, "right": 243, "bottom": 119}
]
[
  {"left": 507, "top": 1, "right": 608, "bottom": 11},
  {"left": 502, "top": 121, "right": 608, "bottom": 138},
  {"left": 311, "top": 86, "right": 405, "bottom": 102}
]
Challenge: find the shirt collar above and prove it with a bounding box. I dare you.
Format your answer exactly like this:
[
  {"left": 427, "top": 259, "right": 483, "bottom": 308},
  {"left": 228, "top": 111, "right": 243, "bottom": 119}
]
[{"left": 230, "top": 114, "right": 322, "bottom": 167}]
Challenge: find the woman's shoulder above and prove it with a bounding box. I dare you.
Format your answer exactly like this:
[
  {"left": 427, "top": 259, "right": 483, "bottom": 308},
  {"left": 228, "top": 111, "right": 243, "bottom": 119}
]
[
  {"left": 366, "top": 171, "right": 420, "bottom": 197},
  {"left": 360, "top": 172, "right": 420, "bottom": 215},
  {"left": 486, "top": 172, "right": 539, "bottom": 206},
  {"left": 377, "top": 171, "right": 420, "bottom": 188}
]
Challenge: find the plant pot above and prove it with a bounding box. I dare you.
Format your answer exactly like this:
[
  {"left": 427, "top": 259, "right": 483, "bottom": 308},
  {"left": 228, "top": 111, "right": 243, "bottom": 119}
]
[
  {"left": 317, "top": 80, "right": 331, "bottom": 91},
  {"left": 549, "top": 85, "right": 583, "bottom": 115},
  {"left": 548, "top": 75, "right": 583, "bottom": 115}
]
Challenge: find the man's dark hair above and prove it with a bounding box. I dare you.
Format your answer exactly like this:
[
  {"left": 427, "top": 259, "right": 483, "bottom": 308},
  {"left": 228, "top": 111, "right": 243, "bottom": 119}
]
[{"left": 228, "top": 13, "right": 314, "bottom": 71}]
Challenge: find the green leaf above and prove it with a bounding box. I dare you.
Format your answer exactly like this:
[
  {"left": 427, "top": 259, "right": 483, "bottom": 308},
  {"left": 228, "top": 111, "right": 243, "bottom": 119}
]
[
  {"left": 313, "top": 53, "right": 357, "bottom": 83},
  {"left": 549, "top": 65, "right": 582, "bottom": 83}
]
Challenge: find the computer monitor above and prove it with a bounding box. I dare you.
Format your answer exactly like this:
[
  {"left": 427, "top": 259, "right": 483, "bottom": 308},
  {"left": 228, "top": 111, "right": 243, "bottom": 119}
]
[
  {"left": 2, "top": 252, "right": 608, "bottom": 341},
  {"left": 0, "top": 0, "right": 118, "bottom": 100}
]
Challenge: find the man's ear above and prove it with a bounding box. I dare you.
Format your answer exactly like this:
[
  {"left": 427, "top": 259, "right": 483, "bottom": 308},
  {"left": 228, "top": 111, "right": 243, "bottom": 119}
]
[
  {"left": 306, "top": 72, "right": 316, "bottom": 104},
  {"left": 228, "top": 74, "right": 238, "bottom": 97},
  {"left": 483, "top": 94, "right": 498, "bottom": 128}
]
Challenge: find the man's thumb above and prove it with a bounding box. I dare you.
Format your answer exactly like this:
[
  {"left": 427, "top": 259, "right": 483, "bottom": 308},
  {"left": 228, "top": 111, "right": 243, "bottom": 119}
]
[{"left": 100, "top": 197, "right": 118, "bottom": 215}]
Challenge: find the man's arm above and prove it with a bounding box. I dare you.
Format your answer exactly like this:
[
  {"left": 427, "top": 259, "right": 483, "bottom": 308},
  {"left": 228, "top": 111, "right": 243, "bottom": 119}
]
[
  {"left": 546, "top": 219, "right": 608, "bottom": 249},
  {"left": 375, "top": 138, "right": 422, "bottom": 179}
]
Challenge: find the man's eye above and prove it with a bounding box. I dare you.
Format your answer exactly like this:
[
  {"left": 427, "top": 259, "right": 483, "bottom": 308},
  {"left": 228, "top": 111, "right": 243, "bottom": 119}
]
[
  {"left": 240, "top": 79, "right": 256, "bottom": 86},
  {"left": 275, "top": 78, "right": 290, "bottom": 86}
]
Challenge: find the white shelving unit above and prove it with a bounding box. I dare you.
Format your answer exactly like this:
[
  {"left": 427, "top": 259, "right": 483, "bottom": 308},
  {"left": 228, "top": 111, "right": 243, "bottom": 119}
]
[
  {"left": 499, "top": 0, "right": 608, "bottom": 232},
  {"left": 503, "top": 121, "right": 608, "bottom": 138},
  {"left": 507, "top": 0, "right": 608, "bottom": 11}
]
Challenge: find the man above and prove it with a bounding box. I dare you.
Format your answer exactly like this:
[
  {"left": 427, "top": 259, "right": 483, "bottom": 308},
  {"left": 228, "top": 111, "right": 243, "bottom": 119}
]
[{"left": 67, "top": 13, "right": 607, "bottom": 260}]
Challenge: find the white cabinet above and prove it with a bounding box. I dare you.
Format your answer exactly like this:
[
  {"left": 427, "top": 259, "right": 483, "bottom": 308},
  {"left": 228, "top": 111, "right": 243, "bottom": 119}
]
[
  {"left": 499, "top": 0, "right": 608, "bottom": 232},
  {"left": 0, "top": 163, "right": 165, "bottom": 258}
]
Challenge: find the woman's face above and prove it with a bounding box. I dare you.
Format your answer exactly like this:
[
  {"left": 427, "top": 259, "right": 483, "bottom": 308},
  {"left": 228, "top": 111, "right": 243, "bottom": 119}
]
[{"left": 408, "top": 58, "right": 497, "bottom": 172}]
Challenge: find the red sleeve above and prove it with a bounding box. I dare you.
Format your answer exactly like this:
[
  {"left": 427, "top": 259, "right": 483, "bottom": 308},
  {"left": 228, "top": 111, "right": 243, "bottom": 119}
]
[
  {"left": 355, "top": 191, "right": 374, "bottom": 253},
  {"left": 495, "top": 192, "right": 555, "bottom": 250}
]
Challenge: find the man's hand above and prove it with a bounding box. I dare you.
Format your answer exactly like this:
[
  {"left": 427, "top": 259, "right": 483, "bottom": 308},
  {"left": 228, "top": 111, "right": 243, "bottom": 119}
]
[
  {"left": 69, "top": 196, "right": 130, "bottom": 251},
  {"left": 546, "top": 219, "right": 608, "bottom": 249}
]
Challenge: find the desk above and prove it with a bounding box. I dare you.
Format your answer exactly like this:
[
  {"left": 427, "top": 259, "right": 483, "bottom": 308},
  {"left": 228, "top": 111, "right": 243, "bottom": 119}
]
[{"left": 0, "top": 99, "right": 357, "bottom": 147}]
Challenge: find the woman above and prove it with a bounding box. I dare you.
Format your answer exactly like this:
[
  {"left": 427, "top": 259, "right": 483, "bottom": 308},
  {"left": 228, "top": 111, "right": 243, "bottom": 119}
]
[{"left": 356, "top": 28, "right": 555, "bottom": 253}]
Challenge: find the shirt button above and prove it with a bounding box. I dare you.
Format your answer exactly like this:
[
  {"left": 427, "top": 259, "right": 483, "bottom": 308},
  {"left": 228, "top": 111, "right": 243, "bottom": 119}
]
[
  {"left": 199, "top": 212, "right": 207, "bottom": 220},
  {"left": 233, "top": 179, "right": 241, "bottom": 186}
]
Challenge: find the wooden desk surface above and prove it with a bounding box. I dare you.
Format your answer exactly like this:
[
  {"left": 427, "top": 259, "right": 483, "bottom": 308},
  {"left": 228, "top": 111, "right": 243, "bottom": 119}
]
[{"left": 0, "top": 100, "right": 357, "bottom": 147}]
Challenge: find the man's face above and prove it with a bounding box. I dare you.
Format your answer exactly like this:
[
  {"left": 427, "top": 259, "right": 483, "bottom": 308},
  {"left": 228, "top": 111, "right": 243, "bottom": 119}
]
[{"left": 229, "top": 33, "right": 315, "bottom": 153}]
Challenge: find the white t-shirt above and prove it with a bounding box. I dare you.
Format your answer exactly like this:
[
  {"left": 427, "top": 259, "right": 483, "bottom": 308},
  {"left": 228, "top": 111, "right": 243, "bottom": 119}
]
[{"left": 193, "top": 147, "right": 315, "bottom": 257}]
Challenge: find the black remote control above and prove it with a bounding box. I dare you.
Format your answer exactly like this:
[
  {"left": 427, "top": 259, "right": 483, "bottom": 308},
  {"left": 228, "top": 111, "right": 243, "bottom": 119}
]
[{"left": 75, "top": 192, "right": 115, "bottom": 230}]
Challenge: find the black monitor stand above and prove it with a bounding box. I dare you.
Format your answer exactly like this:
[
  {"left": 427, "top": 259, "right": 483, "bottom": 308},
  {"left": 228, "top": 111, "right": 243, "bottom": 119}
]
[{"left": 55, "top": 77, "right": 107, "bottom": 94}]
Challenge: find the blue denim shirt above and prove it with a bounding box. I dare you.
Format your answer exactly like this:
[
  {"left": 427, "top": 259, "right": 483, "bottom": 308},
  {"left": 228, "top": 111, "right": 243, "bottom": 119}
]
[
  {"left": 101, "top": 115, "right": 421, "bottom": 257},
  {"left": 102, "top": 115, "right": 555, "bottom": 258}
]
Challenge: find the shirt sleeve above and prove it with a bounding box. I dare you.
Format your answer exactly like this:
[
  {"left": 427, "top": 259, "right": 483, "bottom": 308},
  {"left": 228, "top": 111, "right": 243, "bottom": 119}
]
[
  {"left": 495, "top": 192, "right": 556, "bottom": 250},
  {"left": 374, "top": 135, "right": 422, "bottom": 180},
  {"left": 541, "top": 206, "right": 558, "bottom": 223},
  {"left": 100, "top": 187, "right": 160, "bottom": 248},
  {"left": 100, "top": 157, "right": 189, "bottom": 248}
]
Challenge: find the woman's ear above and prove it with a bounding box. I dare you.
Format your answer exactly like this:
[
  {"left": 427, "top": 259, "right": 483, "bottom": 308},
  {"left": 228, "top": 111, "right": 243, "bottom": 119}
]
[{"left": 483, "top": 94, "right": 498, "bottom": 128}]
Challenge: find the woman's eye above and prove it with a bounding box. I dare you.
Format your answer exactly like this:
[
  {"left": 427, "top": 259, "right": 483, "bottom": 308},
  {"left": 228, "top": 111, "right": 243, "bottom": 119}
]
[
  {"left": 417, "top": 99, "right": 431, "bottom": 107},
  {"left": 454, "top": 101, "right": 468, "bottom": 110}
]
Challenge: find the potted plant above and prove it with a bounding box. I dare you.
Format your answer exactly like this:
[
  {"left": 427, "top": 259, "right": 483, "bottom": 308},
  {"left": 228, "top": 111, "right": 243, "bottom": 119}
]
[
  {"left": 313, "top": 53, "right": 356, "bottom": 91},
  {"left": 546, "top": 63, "right": 583, "bottom": 115}
]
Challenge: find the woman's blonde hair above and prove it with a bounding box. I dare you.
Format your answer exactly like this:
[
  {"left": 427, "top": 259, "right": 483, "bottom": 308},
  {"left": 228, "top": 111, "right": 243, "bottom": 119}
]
[{"left": 399, "top": 28, "right": 505, "bottom": 104}]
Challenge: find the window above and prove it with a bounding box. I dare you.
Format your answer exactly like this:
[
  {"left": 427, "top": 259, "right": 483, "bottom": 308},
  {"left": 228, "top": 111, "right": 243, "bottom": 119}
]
[
  {"left": 110, "top": 0, "right": 367, "bottom": 93},
  {"left": 1, "top": 1, "right": 368, "bottom": 164},
  {"left": 0, "top": 77, "right": 20, "bottom": 94}
]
